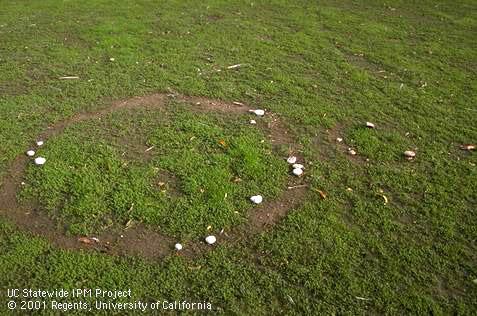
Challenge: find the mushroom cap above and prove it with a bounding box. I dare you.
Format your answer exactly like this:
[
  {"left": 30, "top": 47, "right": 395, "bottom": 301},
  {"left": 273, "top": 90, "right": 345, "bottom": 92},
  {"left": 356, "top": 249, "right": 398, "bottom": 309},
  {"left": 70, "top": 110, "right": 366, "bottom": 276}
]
[
  {"left": 292, "top": 168, "right": 303, "bottom": 176},
  {"left": 205, "top": 235, "right": 216, "bottom": 245},
  {"left": 250, "top": 195, "right": 263, "bottom": 204},
  {"left": 252, "top": 109, "right": 265, "bottom": 116},
  {"left": 34, "top": 157, "right": 46, "bottom": 165},
  {"left": 286, "top": 156, "right": 297, "bottom": 164},
  {"left": 404, "top": 150, "right": 416, "bottom": 157},
  {"left": 366, "top": 122, "right": 375, "bottom": 128}
]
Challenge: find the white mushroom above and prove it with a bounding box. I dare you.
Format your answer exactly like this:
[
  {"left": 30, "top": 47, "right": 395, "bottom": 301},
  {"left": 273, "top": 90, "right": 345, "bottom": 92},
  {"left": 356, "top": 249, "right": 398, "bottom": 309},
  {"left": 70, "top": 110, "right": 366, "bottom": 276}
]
[
  {"left": 205, "top": 235, "right": 216, "bottom": 245},
  {"left": 34, "top": 157, "right": 46, "bottom": 165},
  {"left": 250, "top": 119, "right": 257, "bottom": 124},
  {"left": 292, "top": 168, "right": 303, "bottom": 176},
  {"left": 292, "top": 163, "right": 304, "bottom": 169},
  {"left": 348, "top": 148, "right": 357, "bottom": 156},
  {"left": 336, "top": 137, "right": 343, "bottom": 143},
  {"left": 174, "top": 243, "right": 183, "bottom": 251},
  {"left": 366, "top": 122, "right": 376, "bottom": 128},
  {"left": 286, "top": 156, "right": 297, "bottom": 164},
  {"left": 36, "top": 140, "right": 44, "bottom": 146},
  {"left": 249, "top": 109, "right": 265, "bottom": 116},
  {"left": 404, "top": 150, "right": 416, "bottom": 159},
  {"left": 26, "top": 150, "right": 35, "bottom": 157},
  {"left": 250, "top": 195, "right": 263, "bottom": 204}
]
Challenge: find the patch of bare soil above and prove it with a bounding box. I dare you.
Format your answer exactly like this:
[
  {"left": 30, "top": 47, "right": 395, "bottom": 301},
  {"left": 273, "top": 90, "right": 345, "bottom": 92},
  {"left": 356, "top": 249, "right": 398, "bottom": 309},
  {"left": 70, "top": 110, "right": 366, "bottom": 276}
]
[{"left": 0, "top": 92, "right": 308, "bottom": 260}]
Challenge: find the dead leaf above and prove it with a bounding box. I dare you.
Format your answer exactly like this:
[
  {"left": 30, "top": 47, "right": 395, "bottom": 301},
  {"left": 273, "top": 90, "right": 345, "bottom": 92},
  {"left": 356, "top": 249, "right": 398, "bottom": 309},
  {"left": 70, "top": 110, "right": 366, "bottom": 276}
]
[
  {"left": 218, "top": 139, "right": 227, "bottom": 147},
  {"left": 460, "top": 144, "right": 476, "bottom": 151},
  {"left": 125, "top": 219, "right": 134, "bottom": 229},
  {"left": 315, "top": 189, "right": 327, "bottom": 199},
  {"left": 227, "top": 64, "right": 242, "bottom": 69},
  {"left": 355, "top": 296, "right": 371, "bottom": 301},
  {"left": 287, "top": 184, "right": 307, "bottom": 190},
  {"left": 78, "top": 237, "right": 98, "bottom": 244}
]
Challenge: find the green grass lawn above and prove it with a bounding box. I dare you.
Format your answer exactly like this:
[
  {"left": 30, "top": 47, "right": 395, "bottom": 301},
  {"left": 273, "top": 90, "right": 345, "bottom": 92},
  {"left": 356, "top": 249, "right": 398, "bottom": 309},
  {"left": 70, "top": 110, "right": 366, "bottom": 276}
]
[{"left": 1, "top": 0, "right": 476, "bottom": 314}]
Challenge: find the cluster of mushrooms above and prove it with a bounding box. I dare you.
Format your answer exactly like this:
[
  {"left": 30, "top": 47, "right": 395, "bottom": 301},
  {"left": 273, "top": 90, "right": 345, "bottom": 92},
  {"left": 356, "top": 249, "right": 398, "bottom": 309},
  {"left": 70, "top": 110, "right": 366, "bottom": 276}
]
[
  {"left": 27, "top": 115, "right": 440, "bottom": 253},
  {"left": 342, "top": 122, "right": 417, "bottom": 160},
  {"left": 26, "top": 140, "right": 46, "bottom": 165},
  {"left": 175, "top": 108, "right": 306, "bottom": 251}
]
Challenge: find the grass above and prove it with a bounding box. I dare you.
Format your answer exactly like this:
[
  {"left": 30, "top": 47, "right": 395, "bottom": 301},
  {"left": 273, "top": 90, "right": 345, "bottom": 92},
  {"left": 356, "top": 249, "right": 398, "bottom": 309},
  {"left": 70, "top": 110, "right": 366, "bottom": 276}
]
[
  {"left": 20, "top": 104, "right": 287, "bottom": 237},
  {"left": 0, "top": 0, "right": 476, "bottom": 314}
]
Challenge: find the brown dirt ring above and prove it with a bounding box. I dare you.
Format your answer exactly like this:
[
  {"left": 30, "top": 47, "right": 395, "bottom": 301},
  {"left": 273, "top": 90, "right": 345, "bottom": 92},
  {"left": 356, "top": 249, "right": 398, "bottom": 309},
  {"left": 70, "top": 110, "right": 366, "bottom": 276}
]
[{"left": 0, "top": 93, "right": 308, "bottom": 260}]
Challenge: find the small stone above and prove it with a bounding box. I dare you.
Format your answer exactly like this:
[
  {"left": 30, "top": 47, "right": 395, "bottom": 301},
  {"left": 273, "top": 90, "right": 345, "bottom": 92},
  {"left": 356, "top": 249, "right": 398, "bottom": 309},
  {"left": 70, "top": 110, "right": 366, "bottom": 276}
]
[
  {"left": 205, "top": 235, "right": 216, "bottom": 245},
  {"left": 36, "top": 140, "right": 44, "bottom": 146},
  {"left": 292, "top": 168, "right": 303, "bottom": 176},
  {"left": 26, "top": 150, "right": 35, "bottom": 157},
  {"left": 404, "top": 150, "right": 416, "bottom": 158},
  {"left": 286, "top": 156, "right": 297, "bottom": 164},
  {"left": 34, "top": 157, "right": 46, "bottom": 165},
  {"left": 250, "top": 119, "right": 257, "bottom": 124},
  {"left": 250, "top": 195, "right": 263, "bottom": 204},
  {"left": 292, "top": 163, "right": 304, "bottom": 169},
  {"left": 175, "top": 243, "right": 183, "bottom": 251},
  {"left": 366, "top": 122, "right": 375, "bottom": 128}
]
